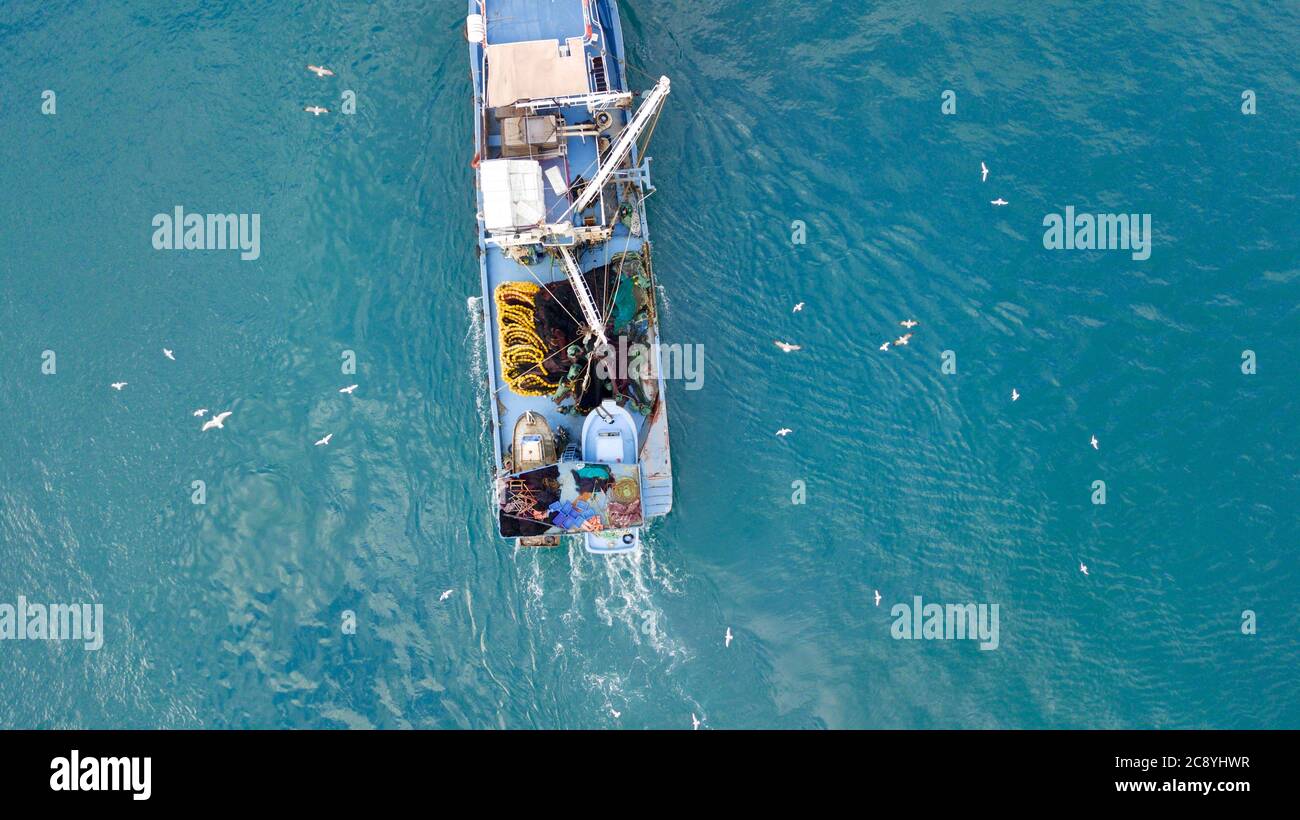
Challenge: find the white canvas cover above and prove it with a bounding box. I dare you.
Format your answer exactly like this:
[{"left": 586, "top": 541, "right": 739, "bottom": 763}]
[
  {"left": 486, "top": 38, "right": 589, "bottom": 107},
  {"left": 480, "top": 159, "right": 546, "bottom": 233}
]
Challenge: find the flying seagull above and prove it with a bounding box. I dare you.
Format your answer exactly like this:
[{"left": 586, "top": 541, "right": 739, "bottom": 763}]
[
  {"left": 304, "top": 105, "right": 329, "bottom": 116},
  {"left": 163, "top": 348, "right": 175, "bottom": 360},
  {"left": 192, "top": 408, "right": 207, "bottom": 417},
  {"left": 1011, "top": 388, "right": 1020, "bottom": 402},
  {"left": 692, "top": 713, "right": 701, "bottom": 731},
  {"left": 439, "top": 589, "right": 454, "bottom": 602},
  {"left": 725, "top": 627, "right": 733, "bottom": 648},
  {"left": 981, "top": 162, "right": 989, "bottom": 182},
  {"left": 315, "top": 433, "right": 333, "bottom": 447},
  {"left": 110, "top": 382, "right": 127, "bottom": 390},
  {"left": 1090, "top": 435, "right": 1099, "bottom": 450},
  {"left": 610, "top": 709, "right": 621, "bottom": 719},
  {"left": 894, "top": 334, "right": 912, "bottom": 346},
  {"left": 1080, "top": 562, "right": 1089, "bottom": 576},
  {"left": 773, "top": 340, "right": 801, "bottom": 352},
  {"left": 307, "top": 65, "right": 335, "bottom": 78},
  {"left": 792, "top": 302, "right": 804, "bottom": 313},
  {"left": 201, "top": 411, "right": 231, "bottom": 431},
  {"left": 900, "top": 319, "right": 919, "bottom": 329},
  {"left": 879, "top": 341, "right": 890, "bottom": 351},
  {"left": 775, "top": 428, "right": 792, "bottom": 437},
  {"left": 991, "top": 198, "right": 1008, "bottom": 206},
  {"left": 339, "top": 384, "right": 358, "bottom": 394},
  {"left": 874, "top": 590, "right": 882, "bottom": 607}
]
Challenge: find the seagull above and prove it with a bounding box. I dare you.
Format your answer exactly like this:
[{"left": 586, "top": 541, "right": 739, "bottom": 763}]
[
  {"left": 874, "top": 590, "right": 882, "bottom": 607},
  {"left": 792, "top": 302, "right": 804, "bottom": 313},
  {"left": 339, "top": 384, "right": 358, "bottom": 394},
  {"left": 981, "top": 161, "right": 989, "bottom": 182},
  {"left": 439, "top": 589, "right": 454, "bottom": 602},
  {"left": 991, "top": 198, "right": 1008, "bottom": 206},
  {"left": 315, "top": 433, "right": 333, "bottom": 447},
  {"left": 773, "top": 340, "right": 801, "bottom": 352},
  {"left": 879, "top": 341, "right": 890, "bottom": 351},
  {"left": 1090, "top": 435, "right": 1099, "bottom": 450},
  {"left": 1011, "top": 388, "right": 1020, "bottom": 402},
  {"left": 304, "top": 105, "right": 329, "bottom": 116},
  {"left": 900, "top": 319, "right": 919, "bottom": 329},
  {"left": 894, "top": 334, "right": 912, "bottom": 346},
  {"left": 110, "top": 382, "right": 127, "bottom": 390},
  {"left": 1080, "top": 562, "right": 1089, "bottom": 576},
  {"left": 201, "top": 411, "right": 231, "bottom": 431},
  {"left": 306, "top": 64, "right": 335, "bottom": 78},
  {"left": 163, "top": 348, "right": 175, "bottom": 360},
  {"left": 691, "top": 713, "right": 701, "bottom": 731},
  {"left": 192, "top": 408, "right": 207, "bottom": 417},
  {"left": 725, "top": 627, "right": 733, "bottom": 647},
  {"left": 610, "top": 709, "right": 621, "bottom": 719},
  {"left": 775, "top": 428, "right": 792, "bottom": 437}
]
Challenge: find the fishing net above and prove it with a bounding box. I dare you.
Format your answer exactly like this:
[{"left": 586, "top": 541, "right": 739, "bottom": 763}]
[{"left": 494, "top": 250, "right": 657, "bottom": 413}]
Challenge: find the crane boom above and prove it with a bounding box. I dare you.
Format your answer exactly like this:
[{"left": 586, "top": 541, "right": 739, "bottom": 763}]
[
  {"left": 556, "top": 245, "right": 609, "bottom": 348},
  {"left": 563, "top": 76, "right": 671, "bottom": 222}
]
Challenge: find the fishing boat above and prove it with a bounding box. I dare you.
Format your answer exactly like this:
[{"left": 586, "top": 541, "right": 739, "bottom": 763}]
[{"left": 465, "top": 0, "right": 674, "bottom": 554}]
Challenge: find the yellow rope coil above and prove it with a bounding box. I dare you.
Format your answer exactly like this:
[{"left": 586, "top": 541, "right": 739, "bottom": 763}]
[{"left": 494, "top": 281, "right": 558, "bottom": 396}]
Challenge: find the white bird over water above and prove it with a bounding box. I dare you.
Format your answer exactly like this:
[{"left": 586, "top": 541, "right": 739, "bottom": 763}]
[
  {"left": 725, "top": 627, "right": 733, "bottom": 647},
  {"left": 991, "top": 198, "right": 1009, "bottom": 206},
  {"left": 1091, "top": 435, "right": 1099, "bottom": 450},
  {"left": 201, "top": 411, "right": 232, "bottom": 431},
  {"left": 900, "top": 319, "right": 919, "bottom": 329},
  {"left": 894, "top": 334, "right": 912, "bottom": 346},
  {"left": 874, "top": 590, "right": 882, "bottom": 607},
  {"left": 879, "top": 341, "right": 890, "bottom": 351},
  {"left": 163, "top": 348, "right": 175, "bottom": 360},
  {"left": 306, "top": 64, "right": 335, "bottom": 78},
  {"left": 1011, "top": 388, "right": 1020, "bottom": 402},
  {"left": 792, "top": 302, "right": 804, "bottom": 313},
  {"left": 691, "top": 713, "right": 701, "bottom": 731},
  {"left": 110, "top": 382, "right": 127, "bottom": 390},
  {"left": 315, "top": 433, "right": 333, "bottom": 447},
  {"left": 1080, "top": 562, "right": 1089, "bottom": 576},
  {"left": 981, "top": 162, "right": 989, "bottom": 182},
  {"left": 610, "top": 709, "right": 621, "bottom": 719},
  {"left": 304, "top": 105, "right": 329, "bottom": 116},
  {"left": 439, "top": 589, "right": 454, "bottom": 602},
  {"left": 775, "top": 428, "right": 793, "bottom": 437},
  {"left": 339, "top": 384, "right": 358, "bottom": 395},
  {"left": 773, "top": 340, "right": 801, "bottom": 352},
  {"left": 193, "top": 408, "right": 208, "bottom": 417}
]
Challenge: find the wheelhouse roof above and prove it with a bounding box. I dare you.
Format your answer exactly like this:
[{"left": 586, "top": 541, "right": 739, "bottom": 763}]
[{"left": 485, "top": 37, "right": 589, "bottom": 108}]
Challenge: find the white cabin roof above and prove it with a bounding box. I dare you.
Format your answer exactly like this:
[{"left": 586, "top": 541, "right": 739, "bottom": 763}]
[{"left": 480, "top": 159, "right": 546, "bottom": 233}]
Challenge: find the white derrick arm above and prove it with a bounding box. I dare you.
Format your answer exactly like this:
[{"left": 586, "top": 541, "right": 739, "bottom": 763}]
[
  {"left": 557, "top": 245, "right": 609, "bottom": 348},
  {"left": 562, "top": 76, "right": 670, "bottom": 221},
  {"left": 517, "top": 90, "right": 632, "bottom": 112}
]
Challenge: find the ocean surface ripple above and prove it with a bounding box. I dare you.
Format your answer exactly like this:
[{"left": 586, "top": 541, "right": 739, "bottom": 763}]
[{"left": 0, "top": 0, "right": 1296, "bottom": 728}]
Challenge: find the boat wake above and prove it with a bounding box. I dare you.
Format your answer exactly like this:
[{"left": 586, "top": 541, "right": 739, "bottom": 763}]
[
  {"left": 567, "top": 534, "right": 690, "bottom": 662},
  {"left": 464, "top": 296, "right": 492, "bottom": 451},
  {"left": 514, "top": 532, "right": 692, "bottom": 721}
]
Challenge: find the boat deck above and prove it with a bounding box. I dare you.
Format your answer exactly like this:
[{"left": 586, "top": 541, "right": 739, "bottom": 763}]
[{"left": 468, "top": 0, "right": 673, "bottom": 528}]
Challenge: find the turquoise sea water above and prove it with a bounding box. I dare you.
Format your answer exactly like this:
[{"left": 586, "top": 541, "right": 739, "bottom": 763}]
[{"left": 1, "top": 0, "right": 1297, "bottom": 729}]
